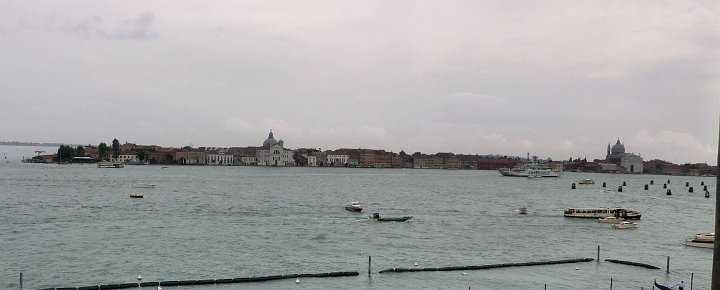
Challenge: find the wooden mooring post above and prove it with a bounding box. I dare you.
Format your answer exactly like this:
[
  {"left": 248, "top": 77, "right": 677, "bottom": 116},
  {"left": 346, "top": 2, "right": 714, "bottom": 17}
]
[
  {"left": 691, "top": 272, "right": 694, "bottom": 290},
  {"left": 610, "top": 277, "right": 613, "bottom": 290},
  {"left": 597, "top": 245, "right": 600, "bottom": 262},
  {"left": 20, "top": 272, "right": 23, "bottom": 290},
  {"left": 666, "top": 256, "right": 670, "bottom": 273},
  {"left": 368, "top": 256, "right": 372, "bottom": 277}
]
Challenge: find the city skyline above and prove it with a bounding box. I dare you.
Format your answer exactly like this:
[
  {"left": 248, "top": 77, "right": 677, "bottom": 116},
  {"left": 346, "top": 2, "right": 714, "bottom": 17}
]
[{"left": 1, "top": 1, "right": 718, "bottom": 165}]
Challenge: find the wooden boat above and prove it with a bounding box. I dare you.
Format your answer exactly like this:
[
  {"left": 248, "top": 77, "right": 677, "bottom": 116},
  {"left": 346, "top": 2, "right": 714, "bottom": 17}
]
[
  {"left": 369, "top": 212, "right": 412, "bottom": 222},
  {"left": 344, "top": 202, "right": 363, "bottom": 212}
]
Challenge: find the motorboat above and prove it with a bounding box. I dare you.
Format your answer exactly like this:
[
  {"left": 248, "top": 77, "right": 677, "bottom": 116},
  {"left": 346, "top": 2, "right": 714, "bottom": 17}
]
[
  {"left": 578, "top": 179, "right": 595, "bottom": 185},
  {"left": 686, "top": 233, "right": 714, "bottom": 248},
  {"left": 369, "top": 212, "right": 412, "bottom": 222},
  {"left": 694, "top": 232, "right": 715, "bottom": 242},
  {"left": 130, "top": 192, "right": 144, "bottom": 198},
  {"left": 564, "top": 207, "right": 641, "bottom": 219},
  {"left": 611, "top": 221, "right": 637, "bottom": 229},
  {"left": 598, "top": 216, "right": 624, "bottom": 223},
  {"left": 344, "top": 202, "right": 363, "bottom": 212},
  {"left": 132, "top": 182, "right": 155, "bottom": 188},
  {"left": 518, "top": 207, "right": 528, "bottom": 214}
]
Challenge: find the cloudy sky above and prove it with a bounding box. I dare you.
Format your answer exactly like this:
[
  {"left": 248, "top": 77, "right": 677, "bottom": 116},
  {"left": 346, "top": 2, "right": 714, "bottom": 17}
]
[{"left": 1, "top": 1, "right": 719, "bottom": 164}]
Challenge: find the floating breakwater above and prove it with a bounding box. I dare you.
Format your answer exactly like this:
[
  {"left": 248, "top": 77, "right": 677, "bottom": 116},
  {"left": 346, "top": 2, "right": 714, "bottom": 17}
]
[
  {"left": 38, "top": 271, "right": 359, "bottom": 290},
  {"left": 378, "top": 258, "right": 595, "bottom": 274}
]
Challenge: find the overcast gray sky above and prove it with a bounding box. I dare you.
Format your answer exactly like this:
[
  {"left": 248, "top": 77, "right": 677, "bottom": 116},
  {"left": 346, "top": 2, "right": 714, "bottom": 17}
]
[{"left": 1, "top": 1, "right": 719, "bottom": 164}]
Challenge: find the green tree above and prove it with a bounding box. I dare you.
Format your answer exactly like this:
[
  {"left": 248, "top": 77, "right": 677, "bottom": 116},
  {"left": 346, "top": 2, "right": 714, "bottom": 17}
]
[
  {"left": 164, "top": 153, "right": 174, "bottom": 164},
  {"left": 399, "top": 150, "right": 407, "bottom": 156},
  {"left": 57, "top": 145, "right": 75, "bottom": 162},
  {"left": 98, "top": 142, "right": 109, "bottom": 160},
  {"left": 112, "top": 138, "right": 120, "bottom": 159},
  {"left": 137, "top": 150, "right": 147, "bottom": 161},
  {"left": 75, "top": 145, "right": 85, "bottom": 157}
]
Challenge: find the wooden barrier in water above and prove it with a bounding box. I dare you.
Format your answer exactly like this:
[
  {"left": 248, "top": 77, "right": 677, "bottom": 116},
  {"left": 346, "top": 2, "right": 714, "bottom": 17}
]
[
  {"left": 604, "top": 259, "right": 660, "bottom": 269},
  {"left": 41, "top": 271, "right": 360, "bottom": 289},
  {"left": 378, "top": 258, "right": 595, "bottom": 274}
]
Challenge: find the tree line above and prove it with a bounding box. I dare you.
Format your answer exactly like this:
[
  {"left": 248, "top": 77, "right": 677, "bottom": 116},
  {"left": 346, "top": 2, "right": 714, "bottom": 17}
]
[{"left": 56, "top": 138, "right": 120, "bottom": 162}]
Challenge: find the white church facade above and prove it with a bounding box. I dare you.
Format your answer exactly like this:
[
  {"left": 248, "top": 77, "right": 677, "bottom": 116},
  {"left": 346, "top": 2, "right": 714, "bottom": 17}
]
[
  {"left": 604, "top": 139, "right": 643, "bottom": 173},
  {"left": 256, "top": 130, "right": 295, "bottom": 166}
]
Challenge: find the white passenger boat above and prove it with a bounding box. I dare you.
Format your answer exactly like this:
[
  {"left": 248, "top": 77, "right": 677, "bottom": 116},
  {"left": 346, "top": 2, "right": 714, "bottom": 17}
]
[
  {"left": 611, "top": 221, "right": 637, "bottom": 229},
  {"left": 98, "top": 162, "right": 124, "bottom": 168},
  {"left": 564, "top": 207, "right": 641, "bottom": 219},
  {"left": 499, "top": 163, "right": 563, "bottom": 177}
]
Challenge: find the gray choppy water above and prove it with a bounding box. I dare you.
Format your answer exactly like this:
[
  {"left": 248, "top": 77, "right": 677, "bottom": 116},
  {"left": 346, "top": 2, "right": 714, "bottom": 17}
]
[{"left": 0, "top": 162, "right": 715, "bottom": 289}]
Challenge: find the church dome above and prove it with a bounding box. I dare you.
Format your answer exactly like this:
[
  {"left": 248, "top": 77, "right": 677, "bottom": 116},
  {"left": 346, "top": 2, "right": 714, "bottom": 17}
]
[
  {"left": 262, "top": 131, "right": 278, "bottom": 148},
  {"left": 611, "top": 139, "right": 625, "bottom": 154}
]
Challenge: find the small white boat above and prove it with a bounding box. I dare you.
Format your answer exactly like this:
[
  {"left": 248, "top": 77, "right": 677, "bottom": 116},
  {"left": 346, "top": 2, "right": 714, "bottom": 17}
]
[
  {"left": 598, "top": 216, "right": 624, "bottom": 223},
  {"left": 611, "top": 221, "right": 637, "bottom": 229},
  {"left": 132, "top": 182, "right": 155, "bottom": 188},
  {"left": 130, "top": 192, "right": 144, "bottom": 198},
  {"left": 344, "top": 201, "right": 363, "bottom": 212},
  {"left": 578, "top": 179, "right": 595, "bottom": 185},
  {"left": 686, "top": 232, "right": 714, "bottom": 248},
  {"left": 98, "top": 162, "right": 124, "bottom": 168}
]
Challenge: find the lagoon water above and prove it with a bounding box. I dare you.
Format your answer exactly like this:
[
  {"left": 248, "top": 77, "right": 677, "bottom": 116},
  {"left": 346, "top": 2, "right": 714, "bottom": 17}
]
[{"left": 0, "top": 156, "right": 716, "bottom": 289}]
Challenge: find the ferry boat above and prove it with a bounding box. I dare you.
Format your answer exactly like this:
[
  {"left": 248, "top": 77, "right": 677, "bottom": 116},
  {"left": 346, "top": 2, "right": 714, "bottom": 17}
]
[
  {"left": 563, "top": 207, "right": 641, "bottom": 219},
  {"left": 97, "top": 162, "right": 124, "bottom": 168},
  {"left": 499, "top": 163, "right": 563, "bottom": 177}
]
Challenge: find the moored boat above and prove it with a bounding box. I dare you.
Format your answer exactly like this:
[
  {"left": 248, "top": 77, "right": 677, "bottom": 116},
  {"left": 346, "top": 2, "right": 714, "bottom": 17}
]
[
  {"left": 564, "top": 207, "right": 641, "bottom": 219},
  {"left": 344, "top": 202, "right": 363, "bottom": 212},
  {"left": 369, "top": 212, "right": 412, "bottom": 222}
]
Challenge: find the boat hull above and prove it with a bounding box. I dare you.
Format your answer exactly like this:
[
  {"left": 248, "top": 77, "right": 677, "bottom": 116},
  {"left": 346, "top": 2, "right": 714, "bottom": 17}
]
[
  {"left": 345, "top": 206, "right": 362, "bottom": 212},
  {"left": 686, "top": 240, "right": 714, "bottom": 248},
  {"left": 371, "top": 216, "right": 412, "bottom": 222}
]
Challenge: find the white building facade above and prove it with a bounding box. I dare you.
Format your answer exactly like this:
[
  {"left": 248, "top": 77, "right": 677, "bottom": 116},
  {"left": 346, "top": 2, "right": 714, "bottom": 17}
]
[{"left": 257, "top": 131, "right": 295, "bottom": 166}]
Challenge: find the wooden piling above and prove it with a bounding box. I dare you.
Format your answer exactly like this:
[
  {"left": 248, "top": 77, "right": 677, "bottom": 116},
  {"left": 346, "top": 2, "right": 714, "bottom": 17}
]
[
  {"left": 610, "top": 277, "right": 613, "bottom": 290},
  {"left": 597, "top": 245, "right": 600, "bottom": 262},
  {"left": 368, "top": 256, "right": 372, "bottom": 277},
  {"left": 666, "top": 256, "right": 670, "bottom": 273},
  {"left": 691, "top": 272, "right": 693, "bottom": 290},
  {"left": 20, "top": 272, "right": 23, "bottom": 290}
]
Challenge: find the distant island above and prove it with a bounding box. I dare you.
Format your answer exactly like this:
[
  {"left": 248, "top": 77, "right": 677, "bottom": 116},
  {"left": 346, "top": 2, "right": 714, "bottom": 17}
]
[{"left": 0, "top": 141, "right": 71, "bottom": 147}]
